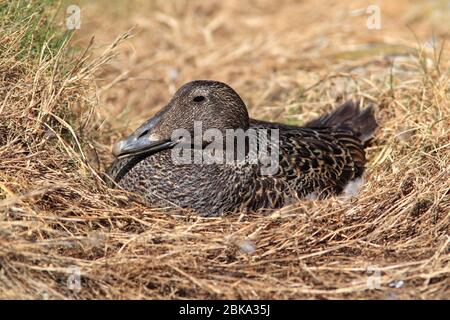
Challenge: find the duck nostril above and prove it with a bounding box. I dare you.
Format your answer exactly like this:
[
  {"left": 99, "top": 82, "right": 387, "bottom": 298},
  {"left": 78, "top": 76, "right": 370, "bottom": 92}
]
[
  {"left": 138, "top": 129, "right": 149, "bottom": 138},
  {"left": 193, "top": 95, "right": 205, "bottom": 103}
]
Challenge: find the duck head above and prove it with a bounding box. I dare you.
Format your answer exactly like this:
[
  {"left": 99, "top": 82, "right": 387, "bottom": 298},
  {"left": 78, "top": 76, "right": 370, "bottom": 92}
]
[{"left": 112, "top": 80, "right": 250, "bottom": 158}]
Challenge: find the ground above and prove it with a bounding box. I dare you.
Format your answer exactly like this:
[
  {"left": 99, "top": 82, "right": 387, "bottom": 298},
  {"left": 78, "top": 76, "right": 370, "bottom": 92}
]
[{"left": 0, "top": 0, "right": 448, "bottom": 299}]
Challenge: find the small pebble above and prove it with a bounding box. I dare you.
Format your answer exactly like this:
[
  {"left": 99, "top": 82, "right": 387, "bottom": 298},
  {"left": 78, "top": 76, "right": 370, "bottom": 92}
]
[
  {"left": 236, "top": 239, "right": 256, "bottom": 254},
  {"left": 388, "top": 280, "right": 404, "bottom": 288}
]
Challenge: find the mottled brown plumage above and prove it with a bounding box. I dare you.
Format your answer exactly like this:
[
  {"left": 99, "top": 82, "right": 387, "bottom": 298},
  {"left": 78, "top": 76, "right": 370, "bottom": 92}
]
[{"left": 106, "top": 80, "right": 378, "bottom": 216}]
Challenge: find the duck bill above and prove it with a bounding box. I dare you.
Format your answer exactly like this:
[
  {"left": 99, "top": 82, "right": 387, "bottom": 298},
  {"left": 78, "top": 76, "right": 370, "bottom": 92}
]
[
  {"left": 112, "top": 109, "right": 175, "bottom": 158},
  {"left": 112, "top": 136, "right": 174, "bottom": 158}
]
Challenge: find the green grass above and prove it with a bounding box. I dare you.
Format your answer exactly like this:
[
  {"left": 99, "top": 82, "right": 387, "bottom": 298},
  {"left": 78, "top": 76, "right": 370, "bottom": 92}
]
[
  {"left": 0, "top": 0, "right": 91, "bottom": 157},
  {"left": 0, "top": 0, "right": 70, "bottom": 61}
]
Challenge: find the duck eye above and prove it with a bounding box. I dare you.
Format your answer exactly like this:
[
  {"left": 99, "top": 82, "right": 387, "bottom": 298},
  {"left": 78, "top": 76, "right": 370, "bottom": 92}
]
[{"left": 193, "top": 95, "right": 205, "bottom": 103}]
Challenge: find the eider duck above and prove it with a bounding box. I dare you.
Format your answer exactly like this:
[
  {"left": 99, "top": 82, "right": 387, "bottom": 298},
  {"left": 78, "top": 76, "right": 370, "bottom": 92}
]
[{"left": 106, "top": 80, "right": 378, "bottom": 216}]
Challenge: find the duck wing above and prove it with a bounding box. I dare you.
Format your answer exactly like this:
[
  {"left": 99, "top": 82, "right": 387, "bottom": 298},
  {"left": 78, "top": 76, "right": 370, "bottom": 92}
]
[{"left": 249, "top": 101, "right": 378, "bottom": 197}]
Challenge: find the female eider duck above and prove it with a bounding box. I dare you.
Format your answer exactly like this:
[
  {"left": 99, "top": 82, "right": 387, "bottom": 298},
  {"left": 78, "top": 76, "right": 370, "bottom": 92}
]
[{"left": 106, "top": 80, "right": 377, "bottom": 216}]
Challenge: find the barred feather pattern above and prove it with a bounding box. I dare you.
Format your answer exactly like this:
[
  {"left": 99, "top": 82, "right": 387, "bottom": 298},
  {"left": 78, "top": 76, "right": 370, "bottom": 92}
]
[{"left": 108, "top": 104, "right": 374, "bottom": 216}]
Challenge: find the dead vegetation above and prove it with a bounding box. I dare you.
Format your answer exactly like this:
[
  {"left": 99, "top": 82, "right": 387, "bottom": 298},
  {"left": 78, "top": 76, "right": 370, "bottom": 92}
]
[{"left": 0, "top": 0, "right": 449, "bottom": 299}]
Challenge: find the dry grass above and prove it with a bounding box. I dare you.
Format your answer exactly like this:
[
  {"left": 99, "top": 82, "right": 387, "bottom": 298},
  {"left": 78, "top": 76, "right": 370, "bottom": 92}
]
[{"left": 0, "top": 0, "right": 449, "bottom": 299}]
